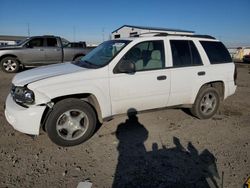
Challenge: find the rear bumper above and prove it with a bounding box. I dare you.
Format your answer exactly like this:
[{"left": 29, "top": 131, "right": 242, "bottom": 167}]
[
  {"left": 225, "top": 81, "right": 237, "bottom": 98},
  {"left": 4, "top": 94, "right": 46, "bottom": 135}
]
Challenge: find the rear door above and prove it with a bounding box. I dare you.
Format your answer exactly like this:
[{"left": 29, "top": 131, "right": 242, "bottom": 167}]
[
  {"left": 109, "top": 40, "right": 171, "bottom": 115},
  {"left": 167, "top": 39, "right": 206, "bottom": 106},
  {"left": 43, "top": 37, "right": 62, "bottom": 64}
]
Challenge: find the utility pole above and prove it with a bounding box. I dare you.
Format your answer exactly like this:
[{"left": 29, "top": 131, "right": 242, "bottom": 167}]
[
  {"left": 102, "top": 27, "right": 105, "bottom": 42},
  {"left": 27, "top": 23, "right": 30, "bottom": 37},
  {"left": 73, "top": 26, "right": 76, "bottom": 42}
]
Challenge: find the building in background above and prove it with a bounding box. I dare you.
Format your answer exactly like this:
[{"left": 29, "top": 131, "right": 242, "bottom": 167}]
[
  {"left": 0, "top": 35, "right": 28, "bottom": 46},
  {"left": 111, "top": 25, "right": 194, "bottom": 39}
]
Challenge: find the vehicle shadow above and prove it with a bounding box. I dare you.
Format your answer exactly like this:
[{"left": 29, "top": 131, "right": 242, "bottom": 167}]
[{"left": 112, "top": 110, "right": 220, "bottom": 188}]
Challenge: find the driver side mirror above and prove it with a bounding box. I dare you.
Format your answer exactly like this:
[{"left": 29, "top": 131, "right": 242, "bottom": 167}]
[{"left": 118, "top": 60, "right": 135, "bottom": 74}]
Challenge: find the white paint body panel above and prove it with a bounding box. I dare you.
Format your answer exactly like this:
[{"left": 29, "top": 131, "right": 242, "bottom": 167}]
[
  {"left": 110, "top": 69, "right": 170, "bottom": 115},
  {"left": 5, "top": 94, "right": 46, "bottom": 135}
]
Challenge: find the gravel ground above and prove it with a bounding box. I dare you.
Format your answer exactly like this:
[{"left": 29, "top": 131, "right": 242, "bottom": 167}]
[{"left": 0, "top": 64, "right": 249, "bottom": 188}]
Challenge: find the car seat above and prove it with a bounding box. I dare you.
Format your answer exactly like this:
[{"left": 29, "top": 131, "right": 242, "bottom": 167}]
[{"left": 144, "top": 50, "right": 162, "bottom": 70}]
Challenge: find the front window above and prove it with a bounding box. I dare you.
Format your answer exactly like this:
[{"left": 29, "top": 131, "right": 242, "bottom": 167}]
[
  {"left": 118, "top": 40, "right": 165, "bottom": 72},
  {"left": 73, "top": 40, "right": 130, "bottom": 68},
  {"left": 17, "top": 38, "right": 29, "bottom": 46},
  {"left": 26, "top": 38, "right": 44, "bottom": 47}
]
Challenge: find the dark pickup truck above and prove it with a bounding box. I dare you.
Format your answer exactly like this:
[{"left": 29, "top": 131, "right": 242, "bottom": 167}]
[{"left": 0, "top": 35, "right": 94, "bottom": 73}]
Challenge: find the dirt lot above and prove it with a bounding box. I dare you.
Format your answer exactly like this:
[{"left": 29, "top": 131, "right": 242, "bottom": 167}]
[{"left": 0, "top": 64, "right": 249, "bottom": 188}]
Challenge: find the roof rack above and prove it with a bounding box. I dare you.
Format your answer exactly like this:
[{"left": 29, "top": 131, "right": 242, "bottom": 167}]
[
  {"left": 154, "top": 33, "right": 215, "bottom": 39},
  {"left": 190, "top": 35, "right": 216, "bottom": 39},
  {"left": 132, "top": 32, "right": 168, "bottom": 37},
  {"left": 132, "top": 32, "right": 215, "bottom": 39},
  {"left": 42, "top": 35, "right": 56, "bottom": 37},
  {"left": 132, "top": 32, "right": 192, "bottom": 37}
]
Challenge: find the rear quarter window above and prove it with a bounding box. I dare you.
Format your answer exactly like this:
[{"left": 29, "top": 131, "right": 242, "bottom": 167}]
[{"left": 200, "top": 41, "right": 232, "bottom": 64}]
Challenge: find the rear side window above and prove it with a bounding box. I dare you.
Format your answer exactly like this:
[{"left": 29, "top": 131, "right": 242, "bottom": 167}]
[
  {"left": 46, "top": 38, "right": 58, "bottom": 47},
  {"left": 170, "top": 40, "right": 202, "bottom": 67},
  {"left": 200, "top": 41, "right": 232, "bottom": 64}
]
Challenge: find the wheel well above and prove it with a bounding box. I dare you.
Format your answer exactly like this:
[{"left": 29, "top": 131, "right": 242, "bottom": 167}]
[
  {"left": 199, "top": 81, "right": 224, "bottom": 100},
  {"left": 0, "top": 54, "right": 22, "bottom": 67},
  {"left": 41, "top": 93, "right": 102, "bottom": 131},
  {"left": 0, "top": 54, "right": 18, "bottom": 61}
]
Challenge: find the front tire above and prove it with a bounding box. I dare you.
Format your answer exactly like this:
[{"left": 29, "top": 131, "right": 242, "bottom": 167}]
[
  {"left": 0, "top": 56, "right": 20, "bottom": 73},
  {"left": 45, "top": 98, "right": 97, "bottom": 146},
  {"left": 191, "top": 87, "right": 220, "bottom": 119}
]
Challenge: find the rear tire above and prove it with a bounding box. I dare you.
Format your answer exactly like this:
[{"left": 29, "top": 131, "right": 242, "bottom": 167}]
[
  {"left": 45, "top": 98, "right": 97, "bottom": 146},
  {"left": 191, "top": 87, "right": 220, "bottom": 119},
  {"left": 0, "top": 56, "right": 20, "bottom": 73}
]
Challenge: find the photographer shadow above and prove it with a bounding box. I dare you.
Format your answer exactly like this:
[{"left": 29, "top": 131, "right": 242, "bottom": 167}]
[{"left": 112, "top": 110, "right": 219, "bottom": 188}]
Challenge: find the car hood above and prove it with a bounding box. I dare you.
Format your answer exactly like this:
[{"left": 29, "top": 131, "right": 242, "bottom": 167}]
[{"left": 12, "top": 62, "right": 84, "bottom": 86}]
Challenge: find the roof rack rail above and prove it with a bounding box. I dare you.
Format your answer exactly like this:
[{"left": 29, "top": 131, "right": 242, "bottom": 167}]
[
  {"left": 191, "top": 35, "right": 216, "bottom": 39},
  {"left": 154, "top": 33, "right": 168, "bottom": 36},
  {"left": 132, "top": 32, "right": 168, "bottom": 37},
  {"left": 132, "top": 32, "right": 215, "bottom": 39},
  {"left": 154, "top": 33, "right": 216, "bottom": 39},
  {"left": 42, "top": 35, "right": 56, "bottom": 37}
]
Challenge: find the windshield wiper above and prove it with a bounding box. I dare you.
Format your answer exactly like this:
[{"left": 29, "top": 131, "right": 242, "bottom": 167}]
[
  {"left": 84, "top": 60, "right": 102, "bottom": 68},
  {"left": 73, "top": 60, "right": 101, "bottom": 69}
]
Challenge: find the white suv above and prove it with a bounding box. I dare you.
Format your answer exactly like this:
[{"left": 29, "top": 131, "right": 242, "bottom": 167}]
[{"left": 5, "top": 33, "right": 237, "bottom": 146}]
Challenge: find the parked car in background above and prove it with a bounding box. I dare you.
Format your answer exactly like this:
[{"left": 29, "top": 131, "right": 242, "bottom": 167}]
[
  {"left": 243, "top": 54, "right": 250, "bottom": 63},
  {"left": 0, "top": 35, "right": 94, "bottom": 73},
  {"left": 68, "top": 41, "right": 87, "bottom": 48}
]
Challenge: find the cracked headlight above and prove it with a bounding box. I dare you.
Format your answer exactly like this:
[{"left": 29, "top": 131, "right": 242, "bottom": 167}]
[{"left": 11, "top": 85, "right": 35, "bottom": 105}]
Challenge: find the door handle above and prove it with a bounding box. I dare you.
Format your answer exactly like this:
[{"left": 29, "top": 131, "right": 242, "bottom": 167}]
[
  {"left": 198, "top": 71, "right": 206, "bottom": 76},
  {"left": 39, "top": 49, "right": 44, "bottom": 51},
  {"left": 157, "top": 75, "right": 167, "bottom": 80}
]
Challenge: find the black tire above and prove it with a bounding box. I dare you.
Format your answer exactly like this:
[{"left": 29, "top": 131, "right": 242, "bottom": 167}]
[
  {"left": 0, "top": 56, "right": 20, "bottom": 73},
  {"left": 191, "top": 87, "right": 220, "bottom": 119},
  {"left": 45, "top": 98, "right": 97, "bottom": 146}
]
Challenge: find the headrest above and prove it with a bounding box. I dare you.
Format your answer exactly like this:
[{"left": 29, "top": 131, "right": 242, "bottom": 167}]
[{"left": 151, "top": 50, "right": 161, "bottom": 60}]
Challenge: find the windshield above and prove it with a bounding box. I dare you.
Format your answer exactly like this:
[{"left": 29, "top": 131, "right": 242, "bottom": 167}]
[
  {"left": 73, "top": 40, "right": 130, "bottom": 68},
  {"left": 17, "top": 38, "right": 30, "bottom": 46}
]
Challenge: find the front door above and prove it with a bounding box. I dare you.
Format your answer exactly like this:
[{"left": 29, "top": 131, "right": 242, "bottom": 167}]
[
  {"left": 109, "top": 40, "right": 170, "bottom": 115},
  {"left": 22, "top": 37, "right": 46, "bottom": 65}
]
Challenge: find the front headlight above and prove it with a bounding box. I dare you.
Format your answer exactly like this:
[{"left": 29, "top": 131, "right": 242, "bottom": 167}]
[
  {"left": 11, "top": 85, "right": 35, "bottom": 105},
  {"left": 23, "top": 89, "right": 35, "bottom": 104}
]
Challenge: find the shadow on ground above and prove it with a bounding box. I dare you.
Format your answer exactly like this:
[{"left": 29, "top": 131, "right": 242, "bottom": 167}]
[{"left": 112, "top": 110, "right": 220, "bottom": 188}]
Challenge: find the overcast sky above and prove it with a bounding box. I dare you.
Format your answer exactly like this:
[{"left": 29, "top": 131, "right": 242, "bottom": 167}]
[{"left": 0, "top": 0, "right": 249, "bottom": 46}]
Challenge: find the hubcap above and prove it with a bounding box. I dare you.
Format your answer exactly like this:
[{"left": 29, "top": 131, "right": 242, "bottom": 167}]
[
  {"left": 200, "top": 93, "right": 217, "bottom": 115},
  {"left": 3, "top": 59, "right": 17, "bottom": 71},
  {"left": 56, "top": 109, "right": 89, "bottom": 141}
]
